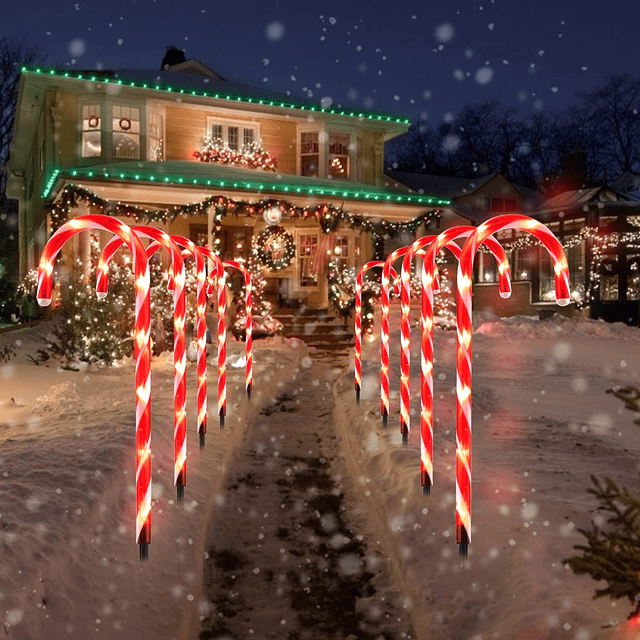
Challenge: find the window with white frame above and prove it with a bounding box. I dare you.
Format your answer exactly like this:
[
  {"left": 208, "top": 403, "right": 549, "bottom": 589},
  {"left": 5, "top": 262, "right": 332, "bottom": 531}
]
[
  {"left": 333, "top": 234, "right": 350, "bottom": 271},
  {"left": 298, "top": 127, "right": 363, "bottom": 180},
  {"left": 81, "top": 104, "right": 102, "bottom": 157},
  {"left": 206, "top": 117, "right": 258, "bottom": 151},
  {"left": 298, "top": 233, "right": 319, "bottom": 287},
  {"left": 112, "top": 105, "right": 140, "bottom": 159},
  {"left": 300, "top": 132, "right": 320, "bottom": 177},
  {"left": 148, "top": 111, "right": 164, "bottom": 161},
  {"left": 328, "top": 132, "right": 350, "bottom": 178}
]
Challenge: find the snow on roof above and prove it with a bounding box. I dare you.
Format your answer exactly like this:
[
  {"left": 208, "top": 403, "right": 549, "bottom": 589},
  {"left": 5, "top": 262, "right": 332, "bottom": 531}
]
[
  {"left": 384, "top": 171, "right": 498, "bottom": 199},
  {"left": 539, "top": 186, "right": 640, "bottom": 212}
]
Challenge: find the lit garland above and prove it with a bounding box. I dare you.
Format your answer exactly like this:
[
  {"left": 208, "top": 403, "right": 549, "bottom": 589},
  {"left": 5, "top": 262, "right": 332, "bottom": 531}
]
[
  {"left": 255, "top": 226, "right": 295, "bottom": 270},
  {"left": 327, "top": 253, "right": 456, "bottom": 331},
  {"left": 193, "top": 136, "right": 277, "bottom": 172},
  {"left": 45, "top": 184, "right": 441, "bottom": 239}
]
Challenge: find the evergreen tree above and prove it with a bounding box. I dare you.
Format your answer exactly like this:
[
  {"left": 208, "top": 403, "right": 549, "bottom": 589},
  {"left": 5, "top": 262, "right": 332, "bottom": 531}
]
[{"left": 563, "top": 475, "right": 640, "bottom": 620}]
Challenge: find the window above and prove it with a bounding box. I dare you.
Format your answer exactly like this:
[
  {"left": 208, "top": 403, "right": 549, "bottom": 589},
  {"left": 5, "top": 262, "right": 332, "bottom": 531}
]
[
  {"left": 333, "top": 235, "right": 350, "bottom": 271},
  {"left": 476, "top": 197, "right": 517, "bottom": 213},
  {"left": 112, "top": 106, "right": 140, "bottom": 159},
  {"left": 298, "top": 233, "right": 319, "bottom": 287},
  {"left": 300, "top": 132, "right": 319, "bottom": 177},
  {"left": 206, "top": 118, "right": 258, "bottom": 151},
  {"left": 477, "top": 250, "right": 498, "bottom": 283},
  {"left": 148, "top": 111, "right": 164, "bottom": 161},
  {"left": 328, "top": 132, "right": 350, "bottom": 178},
  {"left": 81, "top": 104, "right": 102, "bottom": 157}
]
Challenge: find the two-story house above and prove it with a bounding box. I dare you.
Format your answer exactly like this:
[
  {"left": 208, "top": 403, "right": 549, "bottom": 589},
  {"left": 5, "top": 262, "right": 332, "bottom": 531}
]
[{"left": 8, "top": 51, "right": 450, "bottom": 310}]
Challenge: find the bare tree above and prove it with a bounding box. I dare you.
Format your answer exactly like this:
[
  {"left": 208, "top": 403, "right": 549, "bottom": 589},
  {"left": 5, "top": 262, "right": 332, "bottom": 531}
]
[
  {"left": 0, "top": 36, "right": 46, "bottom": 203},
  {"left": 579, "top": 74, "right": 640, "bottom": 178}
]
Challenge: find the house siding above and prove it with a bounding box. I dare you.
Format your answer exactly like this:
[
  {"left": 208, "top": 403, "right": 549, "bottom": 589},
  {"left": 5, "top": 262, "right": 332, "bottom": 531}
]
[{"left": 164, "top": 105, "right": 298, "bottom": 175}]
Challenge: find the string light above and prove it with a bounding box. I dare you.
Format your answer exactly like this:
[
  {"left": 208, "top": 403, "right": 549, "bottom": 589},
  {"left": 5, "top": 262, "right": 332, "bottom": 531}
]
[
  {"left": 45, "top": 185, "right": 443, "bottom": 238},
  {"left": 194, "top": 136, "right": 277, "bottom": 171}
]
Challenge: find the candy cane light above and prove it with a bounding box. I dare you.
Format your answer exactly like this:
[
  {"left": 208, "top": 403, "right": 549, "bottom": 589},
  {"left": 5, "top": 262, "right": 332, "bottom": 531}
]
[
  {"left": 399, "top": 236, "right": 437, "bottom": 443},
  {"left": 97, "top": 227, "right": 188, "bottom": 501},
  {"left": 380, "top": 246, "right": 413, "bottom": 424},
  {"left": 354, "top": 261, "right": 401, "bottom": 404},
  {"left": 418, "top": 226, "right": 511, "bottom": 495},
  {"left": 220, "top": 258, "right": 252, "bottom": 398},
  {"left": 455, "top": 214, "right": 570, "bottom": 556},
  {"left": 172, "top": 237, "right": 223, "bottom": 443},
  {"left": 36, "top": 214, "right": 153, "bottom": 560}
]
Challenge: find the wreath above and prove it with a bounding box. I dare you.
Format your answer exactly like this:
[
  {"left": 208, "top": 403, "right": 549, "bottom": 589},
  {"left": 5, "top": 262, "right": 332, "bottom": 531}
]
[
  {"left": 256, "top": 226, "right": 295, "bottom": 270},
  {"left": 88, "top": 115, "right": 99, "bottom": 128},
  {"left": 119, "top": 117, "right": 131, "bottom": 131}
]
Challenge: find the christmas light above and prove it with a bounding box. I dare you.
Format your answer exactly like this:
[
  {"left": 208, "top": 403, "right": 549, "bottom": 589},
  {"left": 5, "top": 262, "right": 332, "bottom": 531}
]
[
  {"left": 96, "top": 227, "right": 188, "bottom": 501},
  {"left": 194, "top": 136, "right": 277, "bottom": 171},
  {"left": 36, "top": 215, "right": 152, "bottom": 560},
  {"left": 22, "top": 66, "right": 413, "bottom": 125},
  {"left": 354, "top": 261, "right": 401, "bottom": 404},
  {"left": 455, "top": 215, "right": 570, "bottom": 556}
]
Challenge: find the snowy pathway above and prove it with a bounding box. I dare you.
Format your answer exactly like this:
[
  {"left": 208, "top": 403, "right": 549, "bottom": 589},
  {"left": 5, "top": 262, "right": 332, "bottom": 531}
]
[{"left": 197, "top": 357, "right": 415, "bottom": 640}]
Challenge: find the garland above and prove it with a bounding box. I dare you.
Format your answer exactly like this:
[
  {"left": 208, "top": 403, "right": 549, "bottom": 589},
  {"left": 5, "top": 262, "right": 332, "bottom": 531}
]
[
  {"left": 45, "top": 184, "right": 442, "bottom": 237},
  {"left": 193, "top": 136, "right": 277, "bottom": 172},
  {"left": 255, "top": 226, "right": 295, "bottom": 270}
]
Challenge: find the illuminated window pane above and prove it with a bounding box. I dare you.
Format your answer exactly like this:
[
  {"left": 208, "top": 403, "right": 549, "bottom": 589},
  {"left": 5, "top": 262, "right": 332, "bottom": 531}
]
[
  {"left": 328, "top": 132, "right": 349, "bottom": 178},
  {"left": 81, "top": 104, "right": 101, "bottom": 157}
]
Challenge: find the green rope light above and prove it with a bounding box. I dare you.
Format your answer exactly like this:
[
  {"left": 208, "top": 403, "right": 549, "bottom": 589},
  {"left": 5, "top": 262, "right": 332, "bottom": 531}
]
[
  {"left": 22, "top": 66, "right": 412, "bottom": 125},
  {"left": 49, "top": 167, "right": 449, "bottom": 205}
]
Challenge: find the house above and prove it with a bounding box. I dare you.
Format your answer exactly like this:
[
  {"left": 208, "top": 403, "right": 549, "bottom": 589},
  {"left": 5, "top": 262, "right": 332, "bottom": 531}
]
[
  {"left": 534, "top": 184, "right": 640, "bottom": 325},
  {"left": 385, "top": 170, "right": 559, "bottom": 317},
  {"left": 7, "top": 51, "right": 451, "bottom": 314}
]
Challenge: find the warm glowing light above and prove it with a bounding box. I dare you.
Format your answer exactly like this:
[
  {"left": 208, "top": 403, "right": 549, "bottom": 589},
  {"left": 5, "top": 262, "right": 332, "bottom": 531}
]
[
  {"left": 459, "top": 385, "right": 470, "bottom": 402},
  {"left": 460, "top": 275, "right": 472, "bottom": 290}
]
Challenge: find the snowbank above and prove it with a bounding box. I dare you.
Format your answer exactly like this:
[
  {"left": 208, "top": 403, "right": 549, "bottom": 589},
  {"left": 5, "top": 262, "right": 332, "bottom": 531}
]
[
  {"left": 0, "top": 323, "right": 307, "bottom": 639},
  {"left": 334, "top": 313, "right": 640, "bottom": 640}
]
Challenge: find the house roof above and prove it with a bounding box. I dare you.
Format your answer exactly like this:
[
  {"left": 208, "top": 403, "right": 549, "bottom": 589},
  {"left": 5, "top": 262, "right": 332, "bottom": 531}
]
[
  {"left": 384, "top": 171, "right": 498, "bottom": 199},
  {"left": 538, "top": 186, "right": 640, "bottom": 213},
  {"left": 20, "top": 66, "right": 412, "bottom": 126},
  {"left": 45, "top": 161, "right": 451, "bottom": 207},
  {"left": 611, "top": 172, "right": 640, "bottom": 192}
]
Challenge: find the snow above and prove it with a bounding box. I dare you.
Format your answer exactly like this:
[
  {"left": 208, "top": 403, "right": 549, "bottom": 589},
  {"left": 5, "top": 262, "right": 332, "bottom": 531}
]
[
  {"left": 0, "top": 321, "right": 307, "bottom": 639},
  {"left": 1, "top": 311, "right": 640, "bottom": 638},
  {"left": 335, "top": 309, "right": 640, "bottom": 639}
]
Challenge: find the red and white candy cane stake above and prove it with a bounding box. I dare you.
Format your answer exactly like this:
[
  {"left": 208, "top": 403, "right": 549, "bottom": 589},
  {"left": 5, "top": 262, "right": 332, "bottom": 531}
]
[
  {"left": 381, "top": 247, "right": 414, "bottom": 424},
  {"left": 97, "top": 227, "right": 188, "bottom": 501},
  {"left": 455, "top": 215, "right": 570, "bottom": 556},
  {"left": 418, "top": 227, "right": 512, "bottom": 495},
  {"left": 36, "top": 215, "right": 153, "bottom": 560},
  {"left": 193, "top": 246, "right": 228, "bottom": 419},
  {"left": 222, "top": 259, "right": 252, "bottom": 397},
  {"left": 354, "top": 261, "right": 400, "bottom": 404},
  {"left": 400, "top": 236, "right": 437, "bottom": 442},
  {"left": 171, "top": 237, "right": 220, "bottom": 444}
]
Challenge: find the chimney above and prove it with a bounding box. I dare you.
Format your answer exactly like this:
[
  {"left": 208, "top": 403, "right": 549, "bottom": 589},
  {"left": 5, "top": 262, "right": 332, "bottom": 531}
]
[{"left": 161, "top": 46, "right": 187, "bottom": 70}]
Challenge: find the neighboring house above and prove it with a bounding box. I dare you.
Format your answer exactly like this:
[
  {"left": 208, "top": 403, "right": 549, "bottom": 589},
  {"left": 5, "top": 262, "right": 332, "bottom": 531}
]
[
  {"left": 385, "top": 170, "right": 556, "bottom": 317},
  {"left": 7, "top": 52, "right": 450, "bottom": 310},
  {"left": 534, "top": 184, "right": 640, "bottom": 325}
]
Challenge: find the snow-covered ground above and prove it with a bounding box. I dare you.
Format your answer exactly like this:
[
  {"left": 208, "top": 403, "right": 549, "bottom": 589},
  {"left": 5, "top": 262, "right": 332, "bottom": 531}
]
[
  {"left": 1, "top": 311, "right": 640, "bottom": 640},
  {"left": 336, "top": 308, "right": 640, "bottom": 640},
  {"left": 0, "top": 321, "right": 307, "bottom": 639}
]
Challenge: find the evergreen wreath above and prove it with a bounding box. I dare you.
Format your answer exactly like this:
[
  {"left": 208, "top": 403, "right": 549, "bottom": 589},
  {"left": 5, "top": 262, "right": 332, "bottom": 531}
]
[{"left": 256, "top": 226, "right": 295, "bottom": 270}]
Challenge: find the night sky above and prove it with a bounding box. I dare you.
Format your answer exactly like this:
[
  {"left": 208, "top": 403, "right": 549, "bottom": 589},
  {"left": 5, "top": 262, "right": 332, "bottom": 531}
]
[{"left": 3, "top": 0, "right": 639, "bottom": 124}]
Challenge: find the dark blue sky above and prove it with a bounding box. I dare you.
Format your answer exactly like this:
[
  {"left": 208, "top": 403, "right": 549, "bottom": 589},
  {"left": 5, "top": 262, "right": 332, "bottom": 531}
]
[{"left": 4, "top": 0, "right": 639, "bottom": 123}]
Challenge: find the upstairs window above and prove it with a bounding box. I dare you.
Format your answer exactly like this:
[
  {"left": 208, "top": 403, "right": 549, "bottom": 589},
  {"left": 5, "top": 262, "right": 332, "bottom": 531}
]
[
  {"left": 112, "top": 106, "right": 140, "bottom": 159},
  {"left": 328, "top": 132, "right": 350, "bottom": 178},
  {"left": 148, "top": 111, "right": 164, "bottom": 161},
  {"left": 300, "top": 132, "right": 319, "bottom": 177},
  {"left": 81, "top": 104, "right": 102, "bottom": 157},
  {"left": 207, "top": 118, "right": 258, "bottom": 151}
]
